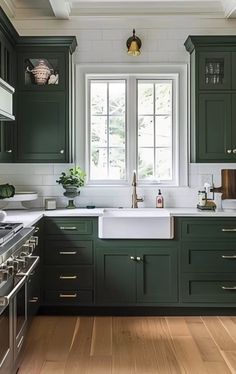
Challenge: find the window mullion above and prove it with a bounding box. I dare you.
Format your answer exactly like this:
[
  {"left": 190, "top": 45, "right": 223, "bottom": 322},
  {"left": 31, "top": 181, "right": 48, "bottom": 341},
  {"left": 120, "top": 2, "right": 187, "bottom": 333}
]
[
  {"left": 107, "top": 82, "right": 109, "bottom": 178},
  {"left": 153, "top": 83, "right": 156, "bottom": 179}
]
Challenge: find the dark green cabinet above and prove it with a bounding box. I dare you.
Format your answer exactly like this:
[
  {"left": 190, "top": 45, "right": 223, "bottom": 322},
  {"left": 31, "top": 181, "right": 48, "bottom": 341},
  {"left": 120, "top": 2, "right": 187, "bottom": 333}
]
[
  {"left": 0, "top": 9, "right": 16, "bottom": 162},
  {"left": 198, "top": 93, "right": 231, "bottom": 161},
  {"left": 16, "top": 37, "right": 76, "bottom": 163},
  {"left": 96, "top": 247, "right": 136, "bottom": 304},
  {"left": 180, "top": 217, "right": 236, "bottom": 305},
  {"left": 185, "top": 36, "right": 236, "bottom": 162},
  {"left": 96, "top": 243, "right": 178, "bottom": 305},
  {"left": 17, "top": 92, "right": 67, "bottom": 162},
  {"left": 42, "top": 218, "right": 96, "bottom": 306},
  {"left": 136, "top": 247, "right": 178, "bottom": 303}
]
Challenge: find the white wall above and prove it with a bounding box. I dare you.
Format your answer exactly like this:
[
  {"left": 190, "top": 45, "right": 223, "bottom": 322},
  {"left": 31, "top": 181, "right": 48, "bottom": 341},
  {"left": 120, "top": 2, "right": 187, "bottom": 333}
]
[{"left": 1, "top": 15, "right": 236, "bottom": 209}]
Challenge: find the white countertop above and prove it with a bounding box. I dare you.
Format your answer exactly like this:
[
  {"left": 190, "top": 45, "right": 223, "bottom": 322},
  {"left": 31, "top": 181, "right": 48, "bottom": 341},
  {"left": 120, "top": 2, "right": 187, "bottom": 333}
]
[{"left": 2, "top": 207, "right": 236, "bottom": 227}]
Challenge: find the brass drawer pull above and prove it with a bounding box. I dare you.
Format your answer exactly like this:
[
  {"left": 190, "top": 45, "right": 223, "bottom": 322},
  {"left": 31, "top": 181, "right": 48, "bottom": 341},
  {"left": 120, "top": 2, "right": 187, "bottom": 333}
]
[
  {"left": 59, "top": 226, "right": 77, "bottom": 230},
  {"left": 222, "top": 229, "right": 236, "bottom": 232},
  {"left": 29, "top": 297, "right": 39, "bottom": 303},
  {"left": 59, "top": 251, "right": 77, "bottom": 255},
  {"left": 222, "top": 286, "right": 236, "bottom": 290},
  {"left": 59, "top": 275, "right": 77, "bottom": 280},
  {"left": 222, "top": 255, "right": 236, "bottom": 259},
  {"left": 59, "top": 293, "right": 77, "bottom": 298}
]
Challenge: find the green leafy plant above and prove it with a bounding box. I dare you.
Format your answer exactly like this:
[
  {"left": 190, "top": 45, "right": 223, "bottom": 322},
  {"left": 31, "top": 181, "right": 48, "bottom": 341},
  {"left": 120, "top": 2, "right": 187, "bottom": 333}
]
[
  {"left": 56, "top": 167, "right": 86, "bottom": 188},
  {"left": 0, "top": 184, "right": 15, "bottom": 199}
]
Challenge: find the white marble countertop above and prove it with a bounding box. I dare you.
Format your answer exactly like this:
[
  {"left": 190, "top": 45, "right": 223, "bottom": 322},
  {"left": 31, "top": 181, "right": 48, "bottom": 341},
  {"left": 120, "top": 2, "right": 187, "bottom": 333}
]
[{"left": 2, "top": 207, "right": 236, "bottom": 227}]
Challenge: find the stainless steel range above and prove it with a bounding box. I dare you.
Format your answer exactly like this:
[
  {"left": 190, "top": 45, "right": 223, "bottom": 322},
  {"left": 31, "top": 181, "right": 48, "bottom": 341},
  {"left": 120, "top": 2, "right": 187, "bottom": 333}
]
[{"left": 0, "top": 222, "right": 40, "bottom": 374}]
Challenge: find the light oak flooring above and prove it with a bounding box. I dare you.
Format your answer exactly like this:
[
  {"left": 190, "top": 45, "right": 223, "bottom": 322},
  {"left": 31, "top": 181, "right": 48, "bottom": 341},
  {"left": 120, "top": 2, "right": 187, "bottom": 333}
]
[{"left": 18, "top": 316, "right": 236, "bottom": 374}]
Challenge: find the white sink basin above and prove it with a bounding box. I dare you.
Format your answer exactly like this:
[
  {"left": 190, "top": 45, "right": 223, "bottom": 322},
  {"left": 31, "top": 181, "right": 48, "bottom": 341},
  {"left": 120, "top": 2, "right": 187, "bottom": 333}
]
[{"left": 98, "top": 208, "right": 174, "bottom": 239}]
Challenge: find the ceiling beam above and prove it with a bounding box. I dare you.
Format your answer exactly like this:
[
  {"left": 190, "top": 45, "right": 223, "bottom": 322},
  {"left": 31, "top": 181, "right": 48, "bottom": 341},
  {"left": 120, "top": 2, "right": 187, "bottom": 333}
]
[
  {"left": 222, "top": 0, "right": 236, "bottom": 18},
  {"left": 48, "top": 0, "right": 70, "bottom": 19}
]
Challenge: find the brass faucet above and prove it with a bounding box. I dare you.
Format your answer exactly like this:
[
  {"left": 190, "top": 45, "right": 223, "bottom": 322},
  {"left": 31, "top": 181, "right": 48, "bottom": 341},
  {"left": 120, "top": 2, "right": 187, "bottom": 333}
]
[{"left": 131, "top": 170, "right": 144, "bottom": 208}]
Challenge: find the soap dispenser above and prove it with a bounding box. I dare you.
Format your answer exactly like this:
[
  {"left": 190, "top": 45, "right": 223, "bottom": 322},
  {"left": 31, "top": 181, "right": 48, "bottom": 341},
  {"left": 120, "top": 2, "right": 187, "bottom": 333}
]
[{"left": 156, "top": 189, "right": 164, "bottom": 208}]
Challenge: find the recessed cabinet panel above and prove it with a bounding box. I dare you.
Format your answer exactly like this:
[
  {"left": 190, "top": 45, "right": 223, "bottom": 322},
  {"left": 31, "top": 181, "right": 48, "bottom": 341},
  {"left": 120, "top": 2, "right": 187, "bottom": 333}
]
[
  {"left": 17, "top": 92, "right": 67, "bottom": 162},
  {"left": 96, "top": 248, "right": 136, "bottom": 304},
  {"left": 136, "top": 248, "right": 178, "bottom": 303},
  {"left": 199, "top": 51, "right": 231, "bottom": 90},
  {"left": 198, "top": 93, "right": 231, "bottom": 161}
]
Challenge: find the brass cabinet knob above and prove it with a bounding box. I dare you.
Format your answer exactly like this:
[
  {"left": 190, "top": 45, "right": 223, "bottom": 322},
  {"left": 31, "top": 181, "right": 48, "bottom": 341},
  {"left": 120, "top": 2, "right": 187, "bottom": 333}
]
[
  {"left": 233, "top": 149, "right": 236, "bottom": 154},
  {"left": 6, "top": 149, "right": 12, "bottom": 153},
  {"left": 60, "top": 149, "right": 64, "bottom": 154},
  {"left": 130, "top": 256, "right": 135, "bottom": 261},
  {"left": 136, "top": 256, "right": 142, "bottom": 262},
  {"left": 227, "top": 149, "right": 232, "bottom": 154}
]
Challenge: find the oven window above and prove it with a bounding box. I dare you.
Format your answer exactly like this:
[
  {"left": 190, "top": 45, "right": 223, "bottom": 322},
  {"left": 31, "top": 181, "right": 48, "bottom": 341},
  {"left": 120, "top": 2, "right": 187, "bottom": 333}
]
[
  {"left": 16, "top": 284, "right": 26, "bottom": 337},
  {"left": 0, "top": 306, "right": 10, "bottom": 367}
]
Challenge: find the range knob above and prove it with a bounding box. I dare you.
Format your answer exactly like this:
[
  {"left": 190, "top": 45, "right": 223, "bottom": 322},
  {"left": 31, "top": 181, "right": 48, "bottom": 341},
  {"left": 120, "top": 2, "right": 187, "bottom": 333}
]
[
  {"left": 0, "top": 270, "right": 9, "bottom": 283},
  {"left": 30, "top": 236, "right": 39, "bottom": 247}
]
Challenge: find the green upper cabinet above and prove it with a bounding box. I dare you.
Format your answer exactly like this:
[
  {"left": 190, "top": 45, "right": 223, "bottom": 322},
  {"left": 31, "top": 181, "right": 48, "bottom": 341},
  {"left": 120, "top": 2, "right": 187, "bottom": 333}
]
[
  {"left": 198, "top": 51, "right": 231, "bottom": 90},
  {"left": 17, "top": 92, "right": 67, "bottom": 162},
  {"left": 185, "top": 36, "right": 236, "bottom": 162},
  {"left": 16, "top": 37, "right": 77, "bottom": 163},
  {"left": 0, "top": 9, "right": 17, "bottom": 162}
]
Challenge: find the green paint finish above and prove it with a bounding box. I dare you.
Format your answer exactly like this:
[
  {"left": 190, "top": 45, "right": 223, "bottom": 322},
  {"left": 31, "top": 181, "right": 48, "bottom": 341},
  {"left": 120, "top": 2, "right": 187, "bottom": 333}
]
[
  {"left": 44, "top": 240, "right": 93, "bottom": 265},
  {"left": 198, "top": 93, "right": 232, "bottom": 161},
  {"left": 96, "top": 247, "right": 136, "bottom": 304},
  {"left": 181, "top": 242, "right": 236, "bottom": 273},
  {"left": 43, "top": 266, "right": 93, "bottom": 289},
  {"left": 136, "top": 247, "right": 178, "bottom": 303},
  {"left": 185, "top": 35, "right": 236, "bottom": 163},
  {"left": 44, "top": 218, "right": 94, "bottom": 236},
  {"left": 181, "top": 273, "right": 236, "bottom": 303},
  {"left": 17, "top": 91, "right": 67, "bottom": 162},
  {"left": 181, "top": 218, "right": 236, "bottom": 240}
]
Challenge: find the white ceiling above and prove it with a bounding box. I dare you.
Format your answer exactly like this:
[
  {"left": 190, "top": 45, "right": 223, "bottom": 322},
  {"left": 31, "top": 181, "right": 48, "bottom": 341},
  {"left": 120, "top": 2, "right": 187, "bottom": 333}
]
[{"left": 0, "top": 0, "right": 236, "bottom": 19}]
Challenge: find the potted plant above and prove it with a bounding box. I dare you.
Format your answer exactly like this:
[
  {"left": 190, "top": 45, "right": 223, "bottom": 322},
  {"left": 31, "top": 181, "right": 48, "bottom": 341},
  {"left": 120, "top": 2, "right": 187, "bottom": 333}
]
[{"left": 56, "top": 166, "right": 86, "bottom": 208}]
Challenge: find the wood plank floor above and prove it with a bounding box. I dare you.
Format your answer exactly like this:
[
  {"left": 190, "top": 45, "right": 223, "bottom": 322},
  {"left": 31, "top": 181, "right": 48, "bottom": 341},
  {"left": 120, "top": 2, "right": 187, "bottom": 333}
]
[{"left": 18, "top": 316, "right": 236, "bottom": 374}]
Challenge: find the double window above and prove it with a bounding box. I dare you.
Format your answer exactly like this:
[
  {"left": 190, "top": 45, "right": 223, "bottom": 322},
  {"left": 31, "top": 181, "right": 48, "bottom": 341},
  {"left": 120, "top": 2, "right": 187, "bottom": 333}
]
[{"left": 86, "top": 73, "right": 179, "bottom": 185}]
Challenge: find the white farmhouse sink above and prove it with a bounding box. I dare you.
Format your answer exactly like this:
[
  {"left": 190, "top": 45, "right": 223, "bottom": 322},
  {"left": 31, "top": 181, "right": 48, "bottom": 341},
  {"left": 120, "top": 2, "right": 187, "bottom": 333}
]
[{"left": 98, "top": 208, "right": 174, "bottom": 239}]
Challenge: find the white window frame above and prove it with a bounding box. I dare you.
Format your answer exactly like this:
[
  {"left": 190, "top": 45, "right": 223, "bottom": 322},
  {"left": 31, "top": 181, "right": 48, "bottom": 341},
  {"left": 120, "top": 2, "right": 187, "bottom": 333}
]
[{"left": 76, "top": 64, "right": 188, "bottom": 187}]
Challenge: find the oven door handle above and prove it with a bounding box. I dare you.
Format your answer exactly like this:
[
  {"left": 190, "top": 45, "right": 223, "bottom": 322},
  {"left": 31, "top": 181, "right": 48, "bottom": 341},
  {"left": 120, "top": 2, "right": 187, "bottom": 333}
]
[
  {"left": 0, "top": 275, "right": 27, "bottom": 307},
  {"left": 18, "top": 256, "right": 40, "bottom": 277}
]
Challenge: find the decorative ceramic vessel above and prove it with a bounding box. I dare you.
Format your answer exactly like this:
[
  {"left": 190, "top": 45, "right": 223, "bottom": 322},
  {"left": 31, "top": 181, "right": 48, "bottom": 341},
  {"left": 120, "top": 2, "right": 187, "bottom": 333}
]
[
  {"left": 63, "top": 185, "right": 80, "bottom": 209},
  {"left": 27, "top": 59, "right": 53, "bottom": 85}
]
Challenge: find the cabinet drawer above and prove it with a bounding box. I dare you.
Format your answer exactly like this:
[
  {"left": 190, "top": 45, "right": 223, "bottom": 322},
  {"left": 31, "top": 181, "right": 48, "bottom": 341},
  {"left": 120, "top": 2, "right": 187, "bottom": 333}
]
[
  {"left": 45, "top": 219, "right": 93, "bottom": 236},
  {"left": 181, "top": 242, "right": 236, "bottom": 272},
  {"left": 181, "top": 219, "right": 236, "bottom": 240},
  {"left": 44, "top": 240, "right": 93, "bottom": 265},
  {"left": 43, "top": 266, "right": 93, "bottom": 289},
  {"left": 182, "top": 273, "right": 236, "bottom": 303},
  {"left": 44, "top": 290, "right": 93, "bottom": 305}
]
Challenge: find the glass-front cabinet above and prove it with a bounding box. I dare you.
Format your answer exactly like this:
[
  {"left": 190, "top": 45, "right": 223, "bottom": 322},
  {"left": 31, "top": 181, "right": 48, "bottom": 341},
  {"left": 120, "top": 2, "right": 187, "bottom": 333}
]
[
  {"left": 18, "top": 52, "right": 66, "bottom": 90},
  {"left": 199, "top": 51, "right": 231, "bottom": 90},
  {"left": 185, "top": 36, "right": 236, "bottom": 162}
]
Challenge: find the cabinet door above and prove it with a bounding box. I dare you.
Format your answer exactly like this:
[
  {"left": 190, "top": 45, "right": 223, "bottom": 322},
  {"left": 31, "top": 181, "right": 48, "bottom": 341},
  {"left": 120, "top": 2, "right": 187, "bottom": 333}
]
[
  {"left": 96, "top": 248, "right": 136, "bottom": 304},
  {"left": 231, "top": 53, "right": 236, "bottom": 89},
  {"left": 198, "top": 93, "right": 232, "bottom": 162},
  {"left": 0, "top": 31, "right": 16, "bottom": 86},
  {"left": 17, "top": 91, "right": 68, "bottom": 162},
  {"left": 231, "top": 94, "right": 236, "bottom": 154},
  {"left": 0, "top": 122, "right": 14, "bottom": 162},
  {"left": 136, "top": 247, "right": 178, "bottom": 303},
  {"left": 199, "top": 51, "right": 231, "bottom": 90}
]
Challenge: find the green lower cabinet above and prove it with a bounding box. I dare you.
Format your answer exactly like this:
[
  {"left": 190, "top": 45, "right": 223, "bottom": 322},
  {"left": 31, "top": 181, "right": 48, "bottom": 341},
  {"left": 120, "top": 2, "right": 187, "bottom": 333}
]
[
  {"left": 136, "top": 247, "right": 178, "bottom": 303},
  {"left": 96, "top": 244, "right": 178, "bottom": 305},
  {"left": 181, "top": 273, "right": 236, "bottom": 303},
  {"left": 96, "top": 247, "right": 136, "bottom": 304}
]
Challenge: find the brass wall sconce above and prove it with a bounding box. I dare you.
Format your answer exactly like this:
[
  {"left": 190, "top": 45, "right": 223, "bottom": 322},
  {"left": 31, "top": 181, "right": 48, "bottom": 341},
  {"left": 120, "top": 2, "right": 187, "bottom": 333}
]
[{"left": 126, "top": 29, "right": 142, "bottom": 56}]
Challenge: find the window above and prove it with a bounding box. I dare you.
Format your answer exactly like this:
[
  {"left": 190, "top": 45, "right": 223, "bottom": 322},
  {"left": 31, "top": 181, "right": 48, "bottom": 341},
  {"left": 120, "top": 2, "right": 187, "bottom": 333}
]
[
  {"left": 137, "top": 80, "right": 172, "bottom": 181},
  {"left": 89, "top": 80, "right": 127, "bottom": 180},
  {"left": 85, "top": 69, "right": 182, "bottom": 186}
]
